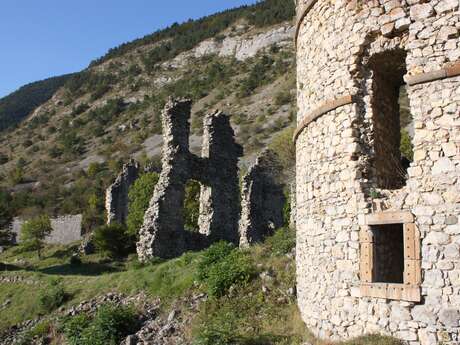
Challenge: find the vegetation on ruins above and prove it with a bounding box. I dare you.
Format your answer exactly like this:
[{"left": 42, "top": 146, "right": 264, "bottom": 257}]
[{"left": 126, "top": 172, "right": 159, "bottom": 236}]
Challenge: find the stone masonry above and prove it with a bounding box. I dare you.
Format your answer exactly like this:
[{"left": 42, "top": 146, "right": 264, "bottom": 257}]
[
  {"left": 105, "top": 159, "right": 140, "bottom": 225},
  {"left": 239, "top": 149, "right": 286, "bottom": 247},
  {"left": 136, "top": 98, "right": 242, "bottom": 261},
  {"left": 295, "top": 0, "right": 460, "bottom": 344},
  {"left": 11, "top": 215, "right": 83, "bottom": 245}
]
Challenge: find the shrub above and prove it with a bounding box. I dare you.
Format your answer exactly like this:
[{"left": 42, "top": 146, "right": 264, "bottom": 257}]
[
  {"left": 400, "top": 128, "right": 414, "bottom": 162},
  {"left": 61, "top": 314, "right": 90, "bottom": 345},
  {"left": 197, "top": 241, "right": 234, "bottom": 281},
  {"left": 61, "top": 304, "right": 138, "bottom": 345},
  {"left": 265, "top": 227, "right": 295, "bottom": 256},
  {"left": 93, "top": 223, "right": 132, "bottom": 258},
  {"left": 205, "top": 250, "right": 254, "bottom": 298},
  {"left": 39, "top": 280, "right": 67, "bottom": 312},
  {"left": 126, "top": 172, "right": 159, "bottom": 236},
  {"left": 70, "top": 254, "right": 82, "bottom": 266}
]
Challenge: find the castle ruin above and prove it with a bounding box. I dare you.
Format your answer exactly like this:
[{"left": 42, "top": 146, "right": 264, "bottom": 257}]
[
  {"left": 295, "top": 0, "right": 460, "bottom": 344},
  {"left": 136, "top": 98, "right": 242, "bottom": 260}
]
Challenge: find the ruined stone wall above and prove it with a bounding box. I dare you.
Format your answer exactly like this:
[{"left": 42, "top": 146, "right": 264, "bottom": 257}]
[
  {"left": 105, "top": 159, "right": 140, "bottom": 225},
  {"left": 11, "top": 215, "right": 83, "bottom": 245},
  {"left": 295, "top": 1, "right": 460, "bottom": 344},
  {"left": 137, "top": 99, "right": 242, "bottom": 261},
  {"left": 239, "top": 149, "right": 286, "bottom": 247}
]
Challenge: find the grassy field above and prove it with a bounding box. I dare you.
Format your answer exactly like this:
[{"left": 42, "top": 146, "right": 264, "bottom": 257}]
[{"left": 0, "top": 230, "right": 401, "bottom": 345}]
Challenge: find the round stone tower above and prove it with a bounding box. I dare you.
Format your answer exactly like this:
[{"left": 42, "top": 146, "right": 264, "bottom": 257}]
[{"left": 294, "top": 1, "right": 460, "bottom": 344}]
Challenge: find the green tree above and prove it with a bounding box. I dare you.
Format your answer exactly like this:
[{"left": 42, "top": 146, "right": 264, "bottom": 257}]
[
  {"left": 93, "top": 223, "right": 132, "bottom": 258},
  {"left": 184, "top": 180, "right": 201, "bottom": 231},
  {"left": 126, "top": 172, "right": 159, "bottom": 236},
  {"left": 21, "top": 215, "right": 53, "bottom": 259}
]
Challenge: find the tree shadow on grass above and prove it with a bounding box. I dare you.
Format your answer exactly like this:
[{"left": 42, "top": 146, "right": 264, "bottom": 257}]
[
  {"left": 39, "top": 262, "right": 121, "bottom": 276},
  {"left": 0, "top": 263, "right": 24, "bottom": 272}
]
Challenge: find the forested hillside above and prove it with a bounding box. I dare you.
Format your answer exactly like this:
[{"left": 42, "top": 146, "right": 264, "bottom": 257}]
[
  {"left": 0, "top": 0, "right": 296, "bottom": 231},
  {"left": 0, "top": 74, "right": 73, "bottom": 132}
]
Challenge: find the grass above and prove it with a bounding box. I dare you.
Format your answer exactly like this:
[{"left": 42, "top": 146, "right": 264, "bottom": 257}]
[{"left": 0, "top": 234, "right": 402, "bottom": 345}]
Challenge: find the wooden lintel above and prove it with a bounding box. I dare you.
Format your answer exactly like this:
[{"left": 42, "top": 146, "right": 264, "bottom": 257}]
[{"left": 365, "top": 211, "right": 414, "bottom": 225}]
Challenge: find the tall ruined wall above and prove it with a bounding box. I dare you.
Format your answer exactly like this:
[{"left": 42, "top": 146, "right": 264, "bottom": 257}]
[
  {"left": 137, "top": 99, "right": 242, "bottom": 261},
  {"left": 239, "top": 149, "right": 286, "bottom": 247},
  {"left": 198, "top": 111, "right": 243, "bottom": 244},
  {"left": 105, "top": 159, "right": 140, "bottom": 225},
  {"left": 11, "top": 215, "right": 83, "bottom": 245},
  {"left": 295, "top": 1, "right": 460, "bottom": 344}
]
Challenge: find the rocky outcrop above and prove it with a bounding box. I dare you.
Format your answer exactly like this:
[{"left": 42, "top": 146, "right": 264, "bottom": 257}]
[
  {"left": 106, "top": 159, "right": 140, "bottom": 225},
  {"left": 164, "top": 24, "right": 294, "bottom": 69},
  {"left": 136, "top": 98, "right": 242, "bottom": 261},
  {"left": 194, "top": 25, "right": 294, "bottom": 61},
  {"left": 239, "top": 149, "right": 286, "bottom": 247}
]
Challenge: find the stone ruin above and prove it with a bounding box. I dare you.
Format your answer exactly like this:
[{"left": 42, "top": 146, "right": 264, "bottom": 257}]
[
  {"left": 103, "top": 99, "right": 290, "bottom": 259},
  {"left": 105, "top": 159, "right": 140, "bottom": 225},
  {"left": 11, "top": 215, "right": 83, "bottom": 245},
  {"left": 136, "top": 98, "right": 243, "bottom": 260},
  {"left": 239, "top": 149, "right": 286, "bottom": 247},
  {"left": 295, "top": 0, "right": 460, "bottom": 344}
]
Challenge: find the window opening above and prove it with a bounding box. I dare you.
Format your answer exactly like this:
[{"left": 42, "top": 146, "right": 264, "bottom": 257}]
[
  {"left": 368, "top": 49, "right": 413, "bottom": 189},
  {"left": 370, "top": 223, "right": 404, "bottom": 284}
]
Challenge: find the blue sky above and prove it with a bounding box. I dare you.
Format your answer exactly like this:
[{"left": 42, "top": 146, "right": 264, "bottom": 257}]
[{"left": 0, "top": 0, "right": 258, "bottom": 98}]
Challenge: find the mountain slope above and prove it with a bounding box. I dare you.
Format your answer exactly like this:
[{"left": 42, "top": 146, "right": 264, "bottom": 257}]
[
  {"left": 0, "top": 0, "right": 296, "bottom": 225},
  {"left": 0, "top": 74, "right": 73, "bottom": 132}
]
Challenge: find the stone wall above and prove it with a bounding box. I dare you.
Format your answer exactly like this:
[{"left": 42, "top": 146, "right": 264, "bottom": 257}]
[
  {"left": 136, "top": 98, "right": 242, "bottom": 261},
  {"left": 11, "top": 215, "right": 83, "bottom": 245},
  {"left": 239, "top": 149, "right": 286, "bottom": 247},
  {"left": 295, "top": 0, "right": 460, "bottom": 344},
  {"left": 105, "top": 159, "right": 140, "bottom": 225}
]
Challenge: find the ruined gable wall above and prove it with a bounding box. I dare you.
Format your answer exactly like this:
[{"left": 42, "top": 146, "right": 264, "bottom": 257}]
[
  {"left": 239, "top": 149, "right": 286, "bottom": 247},
  {"left": 295, "top": 0, "right": 460, "bottom": 344},
  {"left": 105, "top": 159, "right": 140, "bottom": 225}
]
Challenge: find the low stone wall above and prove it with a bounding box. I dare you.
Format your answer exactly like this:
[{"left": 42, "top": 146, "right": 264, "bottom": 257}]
[{"left": 11, "top": 215, "right": 83, "bottom": 245}]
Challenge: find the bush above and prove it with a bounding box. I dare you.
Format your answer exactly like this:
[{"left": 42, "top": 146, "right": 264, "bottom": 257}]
[
  {"left": 39, "top": 280, "right": 67, "bottom": 312},
  {"left": 197, "top": 241, "right": 235, "bottom": 281},
  {"left": 61, "top": 304, "right": 138, "bottom": 345},
  {"left": 400, "top": 128, "right": 414, "bottom": 162},
  {"left": 265, "top": 227, "right": 295, "bottom": 256},
  {"left": 205, "top": 250, "right": 254, "bottom": 298},
  {"left": 93, "top": 223, "right": 133, "bottom": 258},
  {"left": 61, "top": 314, "right": 90, "bottom": 345}
]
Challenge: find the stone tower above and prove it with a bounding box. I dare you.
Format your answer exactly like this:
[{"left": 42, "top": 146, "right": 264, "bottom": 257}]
[{"left": 295, "top": 1, "right": 460, "bottom": 344}]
